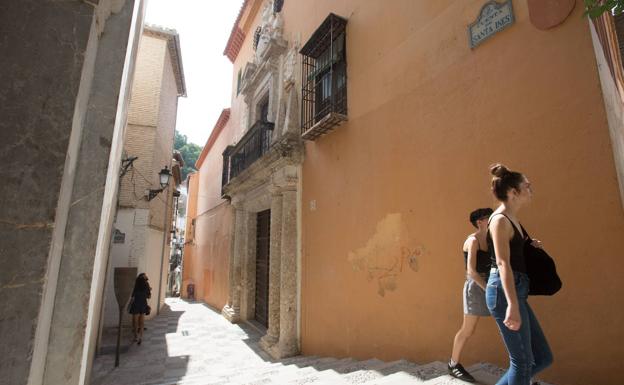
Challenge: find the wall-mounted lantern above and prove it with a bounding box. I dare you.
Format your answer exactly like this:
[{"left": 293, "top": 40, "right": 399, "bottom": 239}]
[{"left": 146, "top": 166, "right": 172, "bottom": 201}]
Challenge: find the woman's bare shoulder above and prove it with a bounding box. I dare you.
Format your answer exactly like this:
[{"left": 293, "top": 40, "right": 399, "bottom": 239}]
[{"left": 463, "top": 234, "right": 478, "bottom": 251}]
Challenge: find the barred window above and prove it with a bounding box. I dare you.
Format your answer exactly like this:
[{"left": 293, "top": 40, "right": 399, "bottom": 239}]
[{"left": 300, "top": 13, "right": 348, "bottom": 140}]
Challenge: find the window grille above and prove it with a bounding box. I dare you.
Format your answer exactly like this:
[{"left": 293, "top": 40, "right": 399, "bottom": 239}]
[{"left": 300, "top": 13, "right": 348, "bottom": 140}]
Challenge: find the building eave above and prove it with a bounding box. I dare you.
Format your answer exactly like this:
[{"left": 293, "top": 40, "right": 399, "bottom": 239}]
[
  {"left": 195, "top": 108, "right": 231, "bottom": 169},
  {"left": 223, "top": 0, "right": 263, "bottom": 63},
  {"left": 144, "top": 24, "right": 188, "bottom": 97}
]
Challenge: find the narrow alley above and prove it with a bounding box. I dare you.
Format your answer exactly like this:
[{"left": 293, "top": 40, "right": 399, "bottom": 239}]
[{"left": 90, "top": 299, "right": 539, "bottom": 385}]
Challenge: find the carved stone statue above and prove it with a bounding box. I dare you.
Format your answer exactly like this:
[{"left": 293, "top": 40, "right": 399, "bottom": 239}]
[{"left": 254, "top": 1, "right": 284, "bottom": 63}]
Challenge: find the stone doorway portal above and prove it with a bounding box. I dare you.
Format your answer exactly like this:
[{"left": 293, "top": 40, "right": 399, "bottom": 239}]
[{"left": 254, "top": 209, "right": 271, "bottom": 327}]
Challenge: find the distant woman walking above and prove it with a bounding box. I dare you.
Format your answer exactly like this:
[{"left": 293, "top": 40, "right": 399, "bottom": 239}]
[
  {"left": 129, "top": 273, "right": 151, "bottom": 345},
  {"left": 448, "top": 207, "right": 493, "bottom": 383},
  {"left": 486, "top": 164, "right": 553, "bottom": 384}
]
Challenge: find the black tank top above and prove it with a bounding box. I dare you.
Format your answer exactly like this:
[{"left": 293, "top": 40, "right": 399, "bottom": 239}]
[
  {"left": 487, "top": 213, "right": 527, "bottom": 273},
  {"left": 463, "top": 237, "right": 490, "bottom": 274}
]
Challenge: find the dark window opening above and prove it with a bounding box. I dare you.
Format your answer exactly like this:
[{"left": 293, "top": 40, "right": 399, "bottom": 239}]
[
  {"left": 258, "top": 96, "right": 269, "bottom": 123},
  {"left": 236, "top": 69, "right": 242, "bottom": 96}
]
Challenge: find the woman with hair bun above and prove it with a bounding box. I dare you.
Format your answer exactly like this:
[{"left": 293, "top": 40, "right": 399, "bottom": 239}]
[
  {"left": 447, "top": 207, "right": 493, "bottom": 383},
  {"left": 486, "top": 164, "right": 553, "bottom": 385}
]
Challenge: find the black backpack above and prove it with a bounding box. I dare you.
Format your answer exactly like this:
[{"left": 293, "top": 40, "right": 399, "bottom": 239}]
[{"left": 521, "top": 225, "right": 562, "bottom": 296}]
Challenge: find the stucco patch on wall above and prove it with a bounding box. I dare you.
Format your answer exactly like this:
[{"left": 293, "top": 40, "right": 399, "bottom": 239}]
[{"left": 347, "top": 213, "right": 424, "bottom": 297}]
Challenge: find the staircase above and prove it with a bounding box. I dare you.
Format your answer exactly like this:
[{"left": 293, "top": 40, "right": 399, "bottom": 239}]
[
  {"left": 139, "top": 355, "right": 540, "bottom": 385},
  {"left": 91, "top": 299, "right": 554, "bottom": 385}
]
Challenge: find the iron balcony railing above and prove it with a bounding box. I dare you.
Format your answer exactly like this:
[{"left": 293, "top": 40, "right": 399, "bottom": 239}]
[{"left": 221, "top": 120, "right": 274, "bottom": 191}]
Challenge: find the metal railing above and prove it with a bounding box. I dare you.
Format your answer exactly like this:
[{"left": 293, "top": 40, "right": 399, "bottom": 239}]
[{"left": 221, "top": 120, "right": 274, "bottom": 190}]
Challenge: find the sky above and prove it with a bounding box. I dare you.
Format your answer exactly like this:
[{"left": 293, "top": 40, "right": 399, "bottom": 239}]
[{"left": 145, "top": 0, "right": 243, "bottom": 146}]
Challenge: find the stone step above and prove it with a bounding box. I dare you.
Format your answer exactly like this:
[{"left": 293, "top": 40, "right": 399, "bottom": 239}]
[
  {"left": 249, "top": 364, "right": 320, "bottom": 384},
  {"left": 273, "top": 357, "right": 343, "bottom": 384},
  {"left": 285, "top": 367, "right": 352, "bottom": 385},
  {"left": 292, "top": 356, "right": 342, "bottom": 370},
  {"left": 364, "top": 371, "right": 427, "bottom": 384},
  {"left": 374, "top": 359, "right": 421, "bottom": 376},
  {"left": 278, "top": 355, "right": 323, "bottom": 367},
  {"left": 314, "top": 357, "right": 358, "bottom": 372},
  {"left": 194, "top": 359, "right": 281, "bottom": 379},
  {"left": 172, "top": 356, "right": 342, "bottom": 385},
  {"left": 399, "top": 361, "right": 448, "bottom": 382},
  {"left": 227, "top": 362, "right": 318, "bottom": 384},
  {"left": 212, "top": 357, "right": 339, "bottom": 385},
  {"left": 132, "top": 355, "right": 558, "bottom": 385},
  {"left": 341, "top": 359, "right": 390, "bottom": 384},
  {"left": 331, "top": 358, "right": 385, "bottom": 375}
]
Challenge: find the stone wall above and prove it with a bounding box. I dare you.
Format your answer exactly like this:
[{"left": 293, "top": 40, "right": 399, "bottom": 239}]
[
  {"left": 149, "top": 46, "right": 178, "bottom": 230},
  {"left": 0, "top": 1, "right": 145, "bottom": 384},
  {"left": 0, "top": 2, "right": 96, "bottom": 383},
  {"left": 119, "top": 124, "right": 156, "bottom": 209},
  {"left": 127, "top": 35, "right": 166, "bottom": 127}
]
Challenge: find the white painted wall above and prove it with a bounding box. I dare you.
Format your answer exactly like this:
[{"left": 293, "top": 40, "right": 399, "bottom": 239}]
[
  {"left": 102, "top": 209, "right": 139, "bottom": 327},
  {"left": 143, "top": 227, "right": 165, "bottom": 320}
]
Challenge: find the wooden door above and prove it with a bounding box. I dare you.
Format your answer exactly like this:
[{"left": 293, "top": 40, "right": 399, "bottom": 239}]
[{"left": 254, "top": 209, "right": 271, "bottom": 327}]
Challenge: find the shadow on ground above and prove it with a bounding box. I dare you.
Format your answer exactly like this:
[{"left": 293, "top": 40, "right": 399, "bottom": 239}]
[{"left": 90, "top": 302, "right": 188, "bottom": 385}]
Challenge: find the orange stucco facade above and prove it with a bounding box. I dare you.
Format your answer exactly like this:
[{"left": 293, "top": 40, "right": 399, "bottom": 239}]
[
  {"left": 187, "top": 1, "right": 624, "bottom": 383},
  {"left": 182, "top": 172, "right": 199, "bottom": 298},
  {"left": 183, "top": 110, "right": 234, "bottom": 310},
  {"left": 294, "top": 2, "right": 624, "bottom": 385}
]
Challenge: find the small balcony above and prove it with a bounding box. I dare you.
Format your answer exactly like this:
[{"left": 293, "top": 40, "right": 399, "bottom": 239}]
[{"left": 222, "top": 120, "right": 274, "bottom": 192}]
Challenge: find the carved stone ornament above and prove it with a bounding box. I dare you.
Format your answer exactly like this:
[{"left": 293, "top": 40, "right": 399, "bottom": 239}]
[
  {"left": 283, "top": 44, "right": 298, "bottom": 90},
  {"left": 254, "top": 1, "right": 284, "bottom": 63},
  {"left": 253, "top": 26, "right": 262, "bottom": 51},
  {"left": 527, "top": 0, "right": 575, "bottom": 31},
  {"left": 240, "top": 62, "right": 257, "bottom": 92}
]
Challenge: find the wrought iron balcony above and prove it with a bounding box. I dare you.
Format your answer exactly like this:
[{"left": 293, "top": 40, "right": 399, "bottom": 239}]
[{"left": 221, "top": 120, "right": 274, "bottom": 191}]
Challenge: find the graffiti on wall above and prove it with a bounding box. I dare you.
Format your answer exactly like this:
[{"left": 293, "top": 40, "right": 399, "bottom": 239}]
[{"left": 347, "top": 213, "right": 425, "bottom": 297}]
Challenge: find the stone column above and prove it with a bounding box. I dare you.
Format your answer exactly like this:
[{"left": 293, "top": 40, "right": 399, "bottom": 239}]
[
  {"left": 260, "top": 189, "right": 283, "bottom": 352},
  {"left": 277, "top": 187, "right": 299, "bottom": 357},
  {"left": 223, "top": 202, "right": 245, "bottom": 323},
  {"left": 239, "top": 212, "right": 256, "bottom": 321}
]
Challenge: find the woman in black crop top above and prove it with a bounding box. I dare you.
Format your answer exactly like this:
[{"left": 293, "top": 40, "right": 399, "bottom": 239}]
[
  {"left": 486, "top": 164, "right": 553, "bottom": 385},
  {"left": 447, "top": 207, "right": 493, "bottom": 382}
]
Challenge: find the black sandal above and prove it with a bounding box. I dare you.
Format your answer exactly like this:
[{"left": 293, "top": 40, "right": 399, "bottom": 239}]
[{"left": 448, "top": 362, "right": 476, "bottom": 383}]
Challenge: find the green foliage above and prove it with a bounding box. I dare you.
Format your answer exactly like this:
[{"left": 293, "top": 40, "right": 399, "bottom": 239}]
[
  {"left": 174, "top": 131, "right": 188, "bottom": 150},
  {"left": 584, "top": 0, "right": 624, "bottom": 18},
  {"left": 174, "top": 130, "right": 203, "bottom": 182}
]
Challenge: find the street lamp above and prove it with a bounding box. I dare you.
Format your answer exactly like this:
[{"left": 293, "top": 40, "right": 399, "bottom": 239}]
[{"left": 146, "top": 166, "right": 172, "bottom": 201}]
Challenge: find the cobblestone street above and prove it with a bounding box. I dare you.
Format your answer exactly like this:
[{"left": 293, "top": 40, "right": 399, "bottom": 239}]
[{"left": 90, "top": 298, "right": 546, "bottom": 385}]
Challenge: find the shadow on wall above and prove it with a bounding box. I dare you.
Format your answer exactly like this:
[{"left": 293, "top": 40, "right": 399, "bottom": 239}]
[{"left": 347, "top": 213, "right": 424, "bottom": 297}]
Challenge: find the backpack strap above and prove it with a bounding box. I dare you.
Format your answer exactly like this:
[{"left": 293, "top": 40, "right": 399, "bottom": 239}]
[
  {"left": 488, "top": 213, "right": 525, "bottom": 239},
  {"left": 520, "top": 224, "right": 531, "bottom": 241}
]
